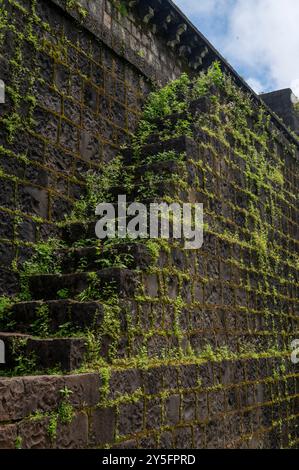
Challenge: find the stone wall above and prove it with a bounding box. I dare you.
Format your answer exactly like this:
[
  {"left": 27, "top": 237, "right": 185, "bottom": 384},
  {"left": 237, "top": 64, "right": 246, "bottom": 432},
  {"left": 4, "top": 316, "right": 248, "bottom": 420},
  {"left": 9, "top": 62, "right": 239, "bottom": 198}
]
[
  {"left": 261, "top": 88, "right": 299, "bottom": 135},
  {"left": 0, "top": 0, "right": 298, "bottom": 450},
  {"left": 0, "top": 357, "right": 298, "bottom": 449}
]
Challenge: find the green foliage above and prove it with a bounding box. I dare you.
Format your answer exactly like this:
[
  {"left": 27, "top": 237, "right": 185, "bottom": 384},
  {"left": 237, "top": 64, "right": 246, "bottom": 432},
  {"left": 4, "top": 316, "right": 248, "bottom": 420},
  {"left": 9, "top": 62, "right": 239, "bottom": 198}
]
[
  {"left": 70, "top": 157, "right": 125, "bottom": 220},
  {"left": 58, "top": 400, "right": 74, "bottom": 425},
  {"left": 252, "top": 229, "right": 268, "bottom": 255},
  {"left": 76, "top": 272, "right": 100, "bottom": 302},
  {"left": 2, "top": 112, "right": 22, "bottom": 142},
  {"left": 22, "top": 239, "right": 64, "bottom": 276},
  {"left": 95, "top": 240, "right": 135, "bottom": 270},
  {"left": 193, "top": 60, "right": 224, "bottom": 96},
  {"left": 145, "top": 240, "right": 161, "bottom": 263},
  {"left": 134, "top": 62, "right": 224, "bottom": 151},
  {"left": 268, "top": 167, "right": 284, "bottom": 186},
  {"left": 47, "top": 387, "right": 74, "bottom": 441},
  {"left": 143, "top": 150, "right": 185, "bottom": 165},
  {"left": 31, "top": 304, "right": 50, "bottom": 337},
  {"left": 13, "top": 352, "right": 37, "bottom": 376},
  {"left": 99, "top": 366, "right": 111, "bottom": 402},
  {"left": 66, "top": 0, "right": 88, "bottom": 17},
  {"left": 29, "top": 410, "right": 45, "bottom": 422},
  {"left": 142, "top": 73, "right": 191, "bottom": 122},
  {"left": 112, "top": 0, "right": 128, "bottom": 17},
  {"left": 47, "top": 414, "right": 58, "bottom": 441},
  {"left": 84, "top": 330, "right": 101, "bottom": 364},
  {"left": 101, "top": 301, "right": 121, "bottom": 360},
  {"left": 0, "top": 296, "right": 13, "bottom": 320},
  {"left": 15, "top": 436, "right": 22, "bottom": 450},
  {"left": 57, "top": 288, "right": 70, "bottom": 300},
  {"left": 59, "top": 386, "right": 73, "bottom": 400}
]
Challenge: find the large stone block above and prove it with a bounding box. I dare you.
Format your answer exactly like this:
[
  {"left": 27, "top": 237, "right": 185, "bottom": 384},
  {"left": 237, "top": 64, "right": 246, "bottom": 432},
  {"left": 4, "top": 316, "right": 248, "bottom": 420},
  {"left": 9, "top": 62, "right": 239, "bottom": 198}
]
[
  {"left": 89, "top": 407, "right": 116, "bottom": 446},
  {"left": 0, "top": 424, "right": 18, "bottom": 449},
  {"left": 164, "top": 395, "right": 180, "bottom": 426},
  {"left": 118, "top": 401, "right": 144, "bottom": 437}
]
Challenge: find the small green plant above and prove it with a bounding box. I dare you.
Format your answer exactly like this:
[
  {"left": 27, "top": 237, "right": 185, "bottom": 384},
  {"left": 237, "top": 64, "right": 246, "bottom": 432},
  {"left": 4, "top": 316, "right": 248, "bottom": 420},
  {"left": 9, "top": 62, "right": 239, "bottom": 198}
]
[
  {"left": 76, "top": 272, "right": 100, "bottom": 302},
  {"left": 143, "top": 150, "right": 185, "bottom": 165},
  {"left": 57, "top": 288, "right": 70, "bottom": 300},
  {"left": 0, "top": 296, "right": 13, "bottom": 320},
  {"left": 66, "top": 0, "right": 88, "bottom": 17},
  {"left": 70, "top": 157, "right": 125, "bottom": 220},
  {"left": 47, "top": 387, "right": 74, "bottom": 440},
  {"left": 193, "top": 60, "right": 224, "bottom": 96},
  {"left": 112, "top": 0, "right": 128, "bottom": 16},
  {"left": 13, "top": 353, "right": 37, "bottom": 376},
  {"left": 30, "top": 410, "right": 45, "bottom": 421},
  {"left": 59, "top": 386, "right": 73, "bottom": 400},
  {"left": 47, "top": 414, "right": 58, "bottom": 441},
  {"left": 31, "top": 304, "right": 50, "bottom": 336},
  {"left": 269, "top": 167, "right": 284, "bottom": 186},
  {"left": 22, "top": 238, "right": 64, "bottom": 277},
  {"left": 99, "top": 366, "right": 111, "bottom": 402},
  {"left": 58, "top": 400, "right": 74, "bottom": 425},
  {"left": 15, "top": 436, "right": 22, "bottom": 449}
]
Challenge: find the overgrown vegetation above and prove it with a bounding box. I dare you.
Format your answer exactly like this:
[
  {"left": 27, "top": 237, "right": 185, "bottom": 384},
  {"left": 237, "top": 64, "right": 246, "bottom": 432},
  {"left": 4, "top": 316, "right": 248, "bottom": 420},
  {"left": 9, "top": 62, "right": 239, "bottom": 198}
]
[
  {"left": 66, "top": 0, "right": 88, "bottom": 18},
  {"left": 0, "top": 59, "right": 297, "bottom": 442},
  {"left": 47, "top": 386, "right": 74, "bottom": 442}
]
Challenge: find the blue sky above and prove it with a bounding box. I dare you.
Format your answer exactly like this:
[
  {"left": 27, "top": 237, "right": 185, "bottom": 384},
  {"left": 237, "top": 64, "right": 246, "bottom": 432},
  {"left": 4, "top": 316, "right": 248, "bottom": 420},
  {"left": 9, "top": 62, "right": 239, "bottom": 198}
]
[{"left": 174, "top": 0, "right": 299, "bottom": 97}]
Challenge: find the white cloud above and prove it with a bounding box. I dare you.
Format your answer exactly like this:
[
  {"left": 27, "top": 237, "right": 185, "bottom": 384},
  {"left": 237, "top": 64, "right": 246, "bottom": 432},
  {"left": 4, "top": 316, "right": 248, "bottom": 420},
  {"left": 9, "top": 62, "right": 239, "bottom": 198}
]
[
  {"left": 223, "top": 0, "right": 299, "bottom": 96},
  {"left": 246, "top": 77, "right": 265, "bottom": 94},
  {"left": 175, "top": 0, "right": 299, "bottom": 97},
  {"left": 174, "top": 0, "right": 228, "bottom": 15}
]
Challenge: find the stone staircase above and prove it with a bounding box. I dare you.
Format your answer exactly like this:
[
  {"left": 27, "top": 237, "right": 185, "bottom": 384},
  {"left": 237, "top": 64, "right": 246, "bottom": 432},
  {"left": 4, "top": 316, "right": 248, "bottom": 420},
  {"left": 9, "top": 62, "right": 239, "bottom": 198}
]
[{"left": 0, "top": 97, "right": 212, "bottom": 376}]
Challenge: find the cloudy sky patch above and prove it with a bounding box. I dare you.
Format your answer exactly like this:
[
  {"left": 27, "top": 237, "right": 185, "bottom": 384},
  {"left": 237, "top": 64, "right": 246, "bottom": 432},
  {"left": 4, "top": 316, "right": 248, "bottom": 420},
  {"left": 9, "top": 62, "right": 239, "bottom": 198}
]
[{"left": 174, "top": 0, "right": 299, "bottom": 97}]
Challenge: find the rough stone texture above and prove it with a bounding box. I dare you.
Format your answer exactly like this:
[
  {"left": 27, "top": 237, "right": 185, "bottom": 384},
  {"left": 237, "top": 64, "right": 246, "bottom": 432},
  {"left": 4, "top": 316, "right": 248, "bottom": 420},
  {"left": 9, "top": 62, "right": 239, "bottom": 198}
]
[
  {"left": 0, "top": 0, "right": 298, "bottom": 451},
  {"left": 0, "top": 374, "right": 99, "bottom": 422},
  {"left": 0, "top": 0, "right": 168, "bottom": 293},
  {"left": 0, "top": 333, "right": 87, "bottom": 372},
  {"left": 261, "top": 88, "right": 299, "bottom": 134},
  {"left": 89, "top": 407, "right": 116, "bottom": 446},
  {"left": 0, "top": 358, "right": 298, "bottom": 448}
]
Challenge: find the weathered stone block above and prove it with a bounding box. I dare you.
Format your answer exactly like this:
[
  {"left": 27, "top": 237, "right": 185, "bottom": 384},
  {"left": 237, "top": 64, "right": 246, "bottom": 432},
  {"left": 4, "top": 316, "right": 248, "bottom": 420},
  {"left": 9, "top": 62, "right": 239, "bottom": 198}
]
[
  {"left": 0, "top": 424, "right": 18, "bottom": 449},
  {"left": 146, "top": 398, "right": 161, "bottom": 430},
  {"left": 89, "top": 407, "right": 116, "bottom": 445},
  {"left": 174, "top": 426, "right": 192, "bottom": 449},
  {"left": 164, "top": 395, "right": 180, "bottom": 426},
  {"left": 118, "top": 401, "right": 144, "bottom": 437},
  {"left": 56, "top": 412, "right": 88, "bottom": 449}
]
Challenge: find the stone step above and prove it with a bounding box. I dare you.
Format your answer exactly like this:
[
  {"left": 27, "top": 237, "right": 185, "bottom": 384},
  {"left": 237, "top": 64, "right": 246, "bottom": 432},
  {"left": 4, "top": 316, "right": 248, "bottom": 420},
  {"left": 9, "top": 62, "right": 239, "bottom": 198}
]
[
  {"left": 59, "top": 242, "right": 153, "bottom": 273},
  {"left": 28, "top": 268, "right": 139, "bottom": 301},
  {"left": 124, "top": 97, "right": 211, "bottom": 151},
  {"left": 122, "top": 135, "right": 196, "bottom": 164},
  {"left": 5, "top": 300, "right": 105, "bottom": 335},
  {"left": 60, "top": 220, "right": 97, "bottom": 245},
  {"left": 146, "top": 96, "right": 212, "bottom": 132},
  {"left": 0, "top": 333, "right": 87, "bottom": 373}
]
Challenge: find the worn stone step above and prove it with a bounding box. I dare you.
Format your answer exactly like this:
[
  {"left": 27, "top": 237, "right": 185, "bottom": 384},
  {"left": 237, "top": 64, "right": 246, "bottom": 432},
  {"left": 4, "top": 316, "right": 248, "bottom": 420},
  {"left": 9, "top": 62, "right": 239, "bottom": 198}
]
[
  {"left": 122, "top": 135, "right": 197, "bottom": 164},
  {"left": 5, "top": 300, "right": 105, "bottom": 335},
  {"left": 28, "top": 268, "right": 140, "bottom": 301},
  {"left": 0, "top": 333, "right": 87, "bottom": 373},
  {"left": 60, "top": 220, "right": 97, "bottom": 245},
  {"left": 59, "top": 242, "right": 153, "bottom": 273},
  {"left": 145, "top": 96, "right": 212, "bottom": 134},
  {"left": 134, "top": 159, "right": 184, "bottom": 177},
  {"left": 123, "top": 97, "right": 212, "bottom": 151}
]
